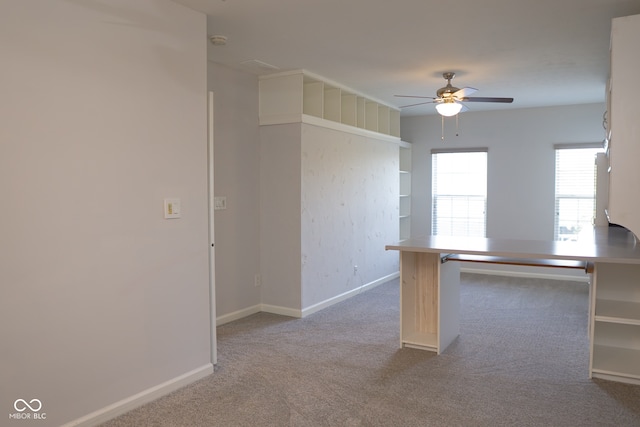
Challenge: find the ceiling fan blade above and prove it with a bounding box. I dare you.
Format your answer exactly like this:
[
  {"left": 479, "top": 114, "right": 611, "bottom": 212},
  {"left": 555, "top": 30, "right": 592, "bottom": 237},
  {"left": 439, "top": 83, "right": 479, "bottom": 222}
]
[
  {"left": 453, "top": 87, "right": 477, "bottom": 98},
  {"left": 399, "top": 101, "right": 436, "bottom": 108},
  {"left": 394, "top": 95, "right": 436, "bottom": 99},
  {"left": 459, "top": 103, "right": 469, "bottom": 113},
  {"left": 461, "top": 96, "right": 514, "bottom": 103}
]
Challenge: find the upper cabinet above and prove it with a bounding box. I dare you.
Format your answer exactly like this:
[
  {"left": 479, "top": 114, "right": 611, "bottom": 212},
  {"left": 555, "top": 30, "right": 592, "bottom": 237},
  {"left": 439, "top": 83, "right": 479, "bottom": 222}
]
[
  {"left": 259, "top": 70, "right": 401, "bottom": 140},
  {"left": 607, "top": 14, "right": 640, "bottom": 239}
]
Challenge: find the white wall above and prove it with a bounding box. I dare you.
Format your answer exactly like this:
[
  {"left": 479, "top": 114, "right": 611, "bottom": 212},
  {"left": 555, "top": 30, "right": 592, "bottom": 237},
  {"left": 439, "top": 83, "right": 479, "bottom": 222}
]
[
  {"left": 401, "top": 103, "right": 605, "bottom": 278},
  {"left": 0, "top": 1, "right": 211, "bottom": 425},
  {"left": 259, "top": 122, "right": 400, "bottom": 313},
  {"left": 207, "top": 62, "right": 262, "bottom": 320},
  {"left": 300, "top": 125, "right": 399, "bottom": 308},
  {"left": 402, "top": 103, "right": 605, "bottom": 239},
  {"left": 260, "top": 124, "right": 303, "bottom": 311},
  {"left": 209, "top": 64, "right": 400, "bottom": 319}
]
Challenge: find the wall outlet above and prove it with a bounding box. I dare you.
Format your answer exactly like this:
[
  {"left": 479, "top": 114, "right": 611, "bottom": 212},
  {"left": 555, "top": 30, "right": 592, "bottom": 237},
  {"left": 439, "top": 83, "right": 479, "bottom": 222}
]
[
  {"left": 214, "top": 196, "right": 227, "bottom": 210},
  {"left": 254, "top": 274, "right": 261, "bottom": 287}
]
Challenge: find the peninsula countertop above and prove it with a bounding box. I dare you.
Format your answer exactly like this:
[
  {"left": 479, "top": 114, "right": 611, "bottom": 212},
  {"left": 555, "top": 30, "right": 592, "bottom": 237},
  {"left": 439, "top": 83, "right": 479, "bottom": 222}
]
[{"left": 386, "top": 226, "right": 640, "bottom": 265}]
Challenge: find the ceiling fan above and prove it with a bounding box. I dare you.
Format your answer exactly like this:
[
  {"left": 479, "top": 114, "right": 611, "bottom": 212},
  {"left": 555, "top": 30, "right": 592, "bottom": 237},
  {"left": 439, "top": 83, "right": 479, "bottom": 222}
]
[{"left": 395, "top": 72, "right": 514, "bottom": 116}]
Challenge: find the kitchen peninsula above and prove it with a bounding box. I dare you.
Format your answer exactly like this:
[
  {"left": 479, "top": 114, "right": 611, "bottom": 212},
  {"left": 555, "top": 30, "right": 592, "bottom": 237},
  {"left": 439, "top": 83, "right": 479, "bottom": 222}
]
[{"left": 386, "top": 226, "right": 640, "bottom": 384}]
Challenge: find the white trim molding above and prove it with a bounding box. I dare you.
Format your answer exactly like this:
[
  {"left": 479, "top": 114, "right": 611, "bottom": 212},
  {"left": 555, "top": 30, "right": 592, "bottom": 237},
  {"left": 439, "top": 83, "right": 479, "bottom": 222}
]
[
  {"left": 216, "top": 273, "right": 401, "bottom": 324},
  {"left": 61, "top": 364, "right": 213, "bottom": 427},
  {"left": 216, "top": 304, "right": 262, "bottom": 326},
  {"left": 301, "top": 272, "right": 400, "bottom": 317}
]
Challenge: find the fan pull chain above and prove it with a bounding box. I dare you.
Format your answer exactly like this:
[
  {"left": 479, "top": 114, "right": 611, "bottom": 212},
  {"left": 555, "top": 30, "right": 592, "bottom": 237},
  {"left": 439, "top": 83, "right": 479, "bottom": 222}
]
[{"left": 441, "top": 115, "right": 462, "bottom": 141}]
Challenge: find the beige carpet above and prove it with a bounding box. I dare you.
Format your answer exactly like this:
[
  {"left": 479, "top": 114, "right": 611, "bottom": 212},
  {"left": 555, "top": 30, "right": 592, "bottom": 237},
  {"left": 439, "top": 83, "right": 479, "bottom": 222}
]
[{"left": 101, "top": 273, "right": 640, "bottom": 426}]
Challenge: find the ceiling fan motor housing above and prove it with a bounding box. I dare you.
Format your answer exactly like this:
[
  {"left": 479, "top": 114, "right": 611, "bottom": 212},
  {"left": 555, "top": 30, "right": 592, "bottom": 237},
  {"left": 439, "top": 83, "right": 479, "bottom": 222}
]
[
  {"left": 437, "top": 72, "right": 458, "bottom": 99},
  {"left": 437, "top": 85, "right": 459, "bottom": 99}
]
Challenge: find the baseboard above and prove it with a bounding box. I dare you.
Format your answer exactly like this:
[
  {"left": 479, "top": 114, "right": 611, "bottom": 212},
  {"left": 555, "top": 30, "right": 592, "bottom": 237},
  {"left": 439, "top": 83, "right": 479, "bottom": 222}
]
[
  {"left": 260, "top": 304, "right": 302, "bottom": 318},
  {"left": 218, "top": 303, "right": 303, "bottom": 321},
  {"left": 461, "top": 267, "right": 590, "bottom": 282},
  {"left": 61, "top": 364, "right": 213, "bottom": 427},
  {"left": 216, "top": 304, "right": 262, "bottom": 326},
  {"left": 215, "top": 273, "right": 401, "bottom": 324},
  {"left": 216, "top": 268, "right": 585, "bottom": 327},
  {"left": 301, "top": 272, "right": 400, "bottom": 317}
]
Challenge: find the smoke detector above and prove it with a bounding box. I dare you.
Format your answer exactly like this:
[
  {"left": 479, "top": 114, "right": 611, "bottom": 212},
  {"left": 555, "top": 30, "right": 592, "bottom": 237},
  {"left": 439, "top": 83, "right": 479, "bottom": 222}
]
[{"left": 209, "top": 35, "right": 227, "bottom": 46}]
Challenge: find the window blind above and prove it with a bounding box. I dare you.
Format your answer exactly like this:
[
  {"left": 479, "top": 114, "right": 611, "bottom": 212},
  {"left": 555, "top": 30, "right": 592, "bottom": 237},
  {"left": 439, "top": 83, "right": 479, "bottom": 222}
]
[
  {"left": 554, "top": 147, "right": 602, "bottom": 241},
  {"left": 431, "top": 150, "right": 487, "bottom": 237}
]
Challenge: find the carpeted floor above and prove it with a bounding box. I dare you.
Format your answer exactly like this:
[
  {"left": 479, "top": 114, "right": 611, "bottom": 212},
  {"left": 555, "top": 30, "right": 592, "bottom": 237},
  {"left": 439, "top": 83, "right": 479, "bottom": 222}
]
[{"left": 101, "top": 273, "right": 640, "bottom": 426}]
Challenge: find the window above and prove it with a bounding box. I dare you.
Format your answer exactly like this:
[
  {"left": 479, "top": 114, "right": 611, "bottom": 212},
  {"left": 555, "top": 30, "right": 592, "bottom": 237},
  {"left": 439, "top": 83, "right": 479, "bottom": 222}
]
[
  {"left": 431, "top": 150, "right": 487, "bottom": 237},
  {"left": 554, "top": 146, "right": 603, "bottom": 241}
]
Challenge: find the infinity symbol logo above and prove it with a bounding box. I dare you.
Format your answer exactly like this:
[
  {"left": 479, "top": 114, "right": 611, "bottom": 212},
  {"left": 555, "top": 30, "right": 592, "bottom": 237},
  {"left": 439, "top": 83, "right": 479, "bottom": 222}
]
[{"left": 14, "top": 399, "right": 42, "bottom": 412}]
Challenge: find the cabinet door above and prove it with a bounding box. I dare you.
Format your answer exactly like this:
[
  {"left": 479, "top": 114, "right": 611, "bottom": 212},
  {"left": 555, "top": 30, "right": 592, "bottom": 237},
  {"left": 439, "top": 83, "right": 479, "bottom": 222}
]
[{"left": 608, "top": 14, "right": 640, "bottom": 238}]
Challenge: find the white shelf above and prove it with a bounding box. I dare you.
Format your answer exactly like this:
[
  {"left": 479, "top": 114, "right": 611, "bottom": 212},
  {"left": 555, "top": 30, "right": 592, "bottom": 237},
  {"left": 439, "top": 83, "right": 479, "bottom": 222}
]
[
  {"left": 590, "top": 260, "right": 640, "bottom": 382},
  {"left": 399, "top": 147, "right": 411, "bottom": 172},
  {"left": 400, "top": 196, "right": 411, "bottom": 217},
  {"left": 356, "top": 97, "right": 366, "bottom": 129},
  {"left": 595, "top": 299, "right": 640, "bottom": 325},
  {"left": 259, "top": 70, "right": 400, "bottom": 140},
  {"left": 390, "top": 110, "right": 401, "bottom": 138},
  {"left": 400, "top": 217, "right": 411, "bottom": 242},
  {"left": 591, "top": 318, "right": 640, "bottom": 381},
  {"left": 400, "top": 172, "right": 411, "bottom": 197},
  {"left": 303, "top": 79, "right": 323, "bottom": 118},
  {"left": 378, "top": 105, "right": 390, "bottom": 135},
  {"left": 399, "top": 143, "right": 411, "bottom": 241},
  {"left": 341, "top": 93, "right": 357, "bottom": 127},
  {"left": 323, "top": 85, "right": 341, "bottom": 123},
  {"left": 364, "top": 101, "right": 378, "bottom": 132},
  {"left": 592, "top": 344, "right": 640, "bottom": 380}
]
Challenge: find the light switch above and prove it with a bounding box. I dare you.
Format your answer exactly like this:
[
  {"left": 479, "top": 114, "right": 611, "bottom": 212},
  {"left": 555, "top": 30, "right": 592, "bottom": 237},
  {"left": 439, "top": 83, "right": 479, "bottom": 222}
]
[
  {"left": 164, "top": 198, "right": 181, "bottom": 219},
  {"left": 214, "top": 196, "right": 227, "bottom": 210}
]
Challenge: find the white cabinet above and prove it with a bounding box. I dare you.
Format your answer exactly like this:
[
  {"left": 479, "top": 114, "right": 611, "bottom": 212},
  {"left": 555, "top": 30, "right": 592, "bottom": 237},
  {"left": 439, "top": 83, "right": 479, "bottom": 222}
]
[
  {"left": 399, "top": 142, "right": 411, "bottom": 241},
  {"left": 590, "top": 12, "right": 640, "bottom": 386},
  {"left": 259, "top": 70, "right": 401, "bottom": 140},
  {"left": 590, "top": 262, "right": 640, "bottom": 383},
  {"left": 606, "top": 14, "right": 640, "bottom": 238}
]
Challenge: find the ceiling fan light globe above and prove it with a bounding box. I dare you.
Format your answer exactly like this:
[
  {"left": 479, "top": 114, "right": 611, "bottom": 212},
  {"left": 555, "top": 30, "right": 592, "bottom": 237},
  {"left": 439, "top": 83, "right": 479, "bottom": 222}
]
[{"left": 436, "top": 102, "right": 463, "bottom": 117}]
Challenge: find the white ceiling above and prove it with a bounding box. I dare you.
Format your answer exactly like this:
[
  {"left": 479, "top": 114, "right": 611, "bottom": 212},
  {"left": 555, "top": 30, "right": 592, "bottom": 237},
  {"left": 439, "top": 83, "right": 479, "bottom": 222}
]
[{"left": 174, "top": 0, "right": 640, "bottom": 116}]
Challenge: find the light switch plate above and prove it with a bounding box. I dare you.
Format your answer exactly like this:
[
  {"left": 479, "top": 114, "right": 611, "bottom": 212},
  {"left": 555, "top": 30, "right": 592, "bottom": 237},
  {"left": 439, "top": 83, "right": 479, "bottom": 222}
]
[{"left": 164, "top": 198, "right": 181, "bottom": 219}]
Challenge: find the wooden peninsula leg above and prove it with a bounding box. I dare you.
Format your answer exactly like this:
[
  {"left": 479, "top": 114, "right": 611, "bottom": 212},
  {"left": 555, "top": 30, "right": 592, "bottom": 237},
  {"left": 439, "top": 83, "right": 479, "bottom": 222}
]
[{"left": 400, "top": 251, "right": 460, "bottom": 353}]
